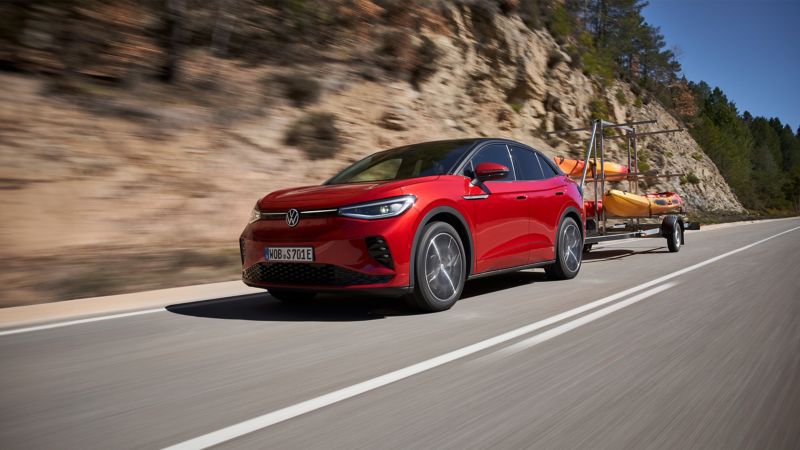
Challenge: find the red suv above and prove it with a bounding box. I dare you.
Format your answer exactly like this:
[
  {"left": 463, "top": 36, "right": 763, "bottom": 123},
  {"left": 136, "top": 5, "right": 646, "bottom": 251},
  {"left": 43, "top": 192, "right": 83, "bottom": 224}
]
[{"left": 240, "top": 139, "right": 585, "bottom": 312}]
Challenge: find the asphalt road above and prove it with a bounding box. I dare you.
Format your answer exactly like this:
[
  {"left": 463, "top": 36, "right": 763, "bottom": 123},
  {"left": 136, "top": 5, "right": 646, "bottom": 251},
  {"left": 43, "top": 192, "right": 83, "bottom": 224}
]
[{"left": 2, "top": 219, "right": 800, "bottom": 449}]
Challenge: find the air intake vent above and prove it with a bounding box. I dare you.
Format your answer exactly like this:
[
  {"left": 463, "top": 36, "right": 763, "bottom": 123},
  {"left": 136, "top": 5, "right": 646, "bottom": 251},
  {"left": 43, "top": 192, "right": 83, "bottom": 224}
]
[
  {"left": 243, "top": 263, "right": 394, "bottom": 286},
  {"left": 366, "top": 236, "right": 394, "bottom": 270},
  {"left": 239, "top": 238, "right": 246, "bottom": 265}
]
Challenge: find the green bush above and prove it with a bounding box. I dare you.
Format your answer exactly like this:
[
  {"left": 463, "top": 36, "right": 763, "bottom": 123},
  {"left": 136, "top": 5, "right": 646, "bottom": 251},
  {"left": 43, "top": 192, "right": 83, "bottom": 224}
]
[
  {"left": 686, "top": 172, "right": 701, "bottom": 184},
  {"left": 579, "top": 32, "right": 614, "bottom": 87},
  {"left": 638, "top": 162, "right": 651, "bottom": 172},
  {"left": 616, "top": 88, "right": 628, "bottom": 105},
  {"left": 680, "top": 177, "right": 688, "bottom": 185},
  {"left": 691, "top": 152, "right": 704, "bottom": 161},
  {"left": 665, "top": 151, "right": 674, "bottom": 157},
  {"left": 634, "top": 96, "right": 643, "bottom": 107},
  {"left": 508, "top": 103, "right": 523, "bottom": 113},
  {"left": 548, "top": 6, "right": 572, "bottom": 38},
  {"left": 285, "top": 112, "right": 341, "bottom": 160}
]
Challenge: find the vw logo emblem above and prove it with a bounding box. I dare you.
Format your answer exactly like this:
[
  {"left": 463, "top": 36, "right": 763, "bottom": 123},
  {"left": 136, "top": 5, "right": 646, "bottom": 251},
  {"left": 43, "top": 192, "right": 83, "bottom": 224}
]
[{"left": 286, "top": 209, "right": 300, "bottom": 227}]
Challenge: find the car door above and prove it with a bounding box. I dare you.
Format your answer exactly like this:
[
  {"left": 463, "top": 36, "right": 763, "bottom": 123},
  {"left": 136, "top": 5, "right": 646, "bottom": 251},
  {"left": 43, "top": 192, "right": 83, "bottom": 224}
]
[
  {"left": 531, "top": 151, "right": 568, "bottom": 262},
  {"left": 463, "top": 144, "right": 530, "bottom": 273},
  {"left": 509, "top": 145, "right": 552, "bottom": 263}
]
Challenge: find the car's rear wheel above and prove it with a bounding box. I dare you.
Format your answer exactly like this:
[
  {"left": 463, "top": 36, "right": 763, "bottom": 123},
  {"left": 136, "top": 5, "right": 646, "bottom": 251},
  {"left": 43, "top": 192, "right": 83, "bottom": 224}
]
[
  {"left": 405, "top": 222, "right": 466, "bottom": 312},
  {"left": 268, "top": 289, "right": 317, "bottom": 302},
  {"left": 545, "top": 216, "right": 582, "bottom": 280}
]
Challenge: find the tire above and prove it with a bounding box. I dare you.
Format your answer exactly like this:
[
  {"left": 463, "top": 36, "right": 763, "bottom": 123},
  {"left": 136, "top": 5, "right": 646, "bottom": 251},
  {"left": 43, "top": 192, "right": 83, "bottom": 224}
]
[
  {"left": 405, "top": 221, "right": 466, "bottom": 312},
  {"left": 545, "top": 217, "right": 583, "bottom": 280},
  {"left": 268, "top": 289, "right": 317, "bottom": 302},
  {"left": 666, "top": 221, "right": 682, "bottom": 253}
]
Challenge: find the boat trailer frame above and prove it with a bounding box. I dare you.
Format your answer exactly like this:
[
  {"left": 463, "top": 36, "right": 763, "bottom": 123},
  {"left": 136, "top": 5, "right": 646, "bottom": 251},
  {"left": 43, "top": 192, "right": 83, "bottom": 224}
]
[{"left": 547, "top": 119, "right": 699, "bottom": 248}]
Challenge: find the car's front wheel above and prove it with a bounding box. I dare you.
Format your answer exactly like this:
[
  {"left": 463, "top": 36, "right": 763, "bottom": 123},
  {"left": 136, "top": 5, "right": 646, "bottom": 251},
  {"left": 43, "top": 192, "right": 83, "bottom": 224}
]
[
  {"left": 268, "top": 289, "right": 317, "bottom": 303},
  {"left": 405, "top": 222, "right": 466, "bottom": 312},
  {"left": 545, "top": 216, "right": 582, "bottom": 280}
]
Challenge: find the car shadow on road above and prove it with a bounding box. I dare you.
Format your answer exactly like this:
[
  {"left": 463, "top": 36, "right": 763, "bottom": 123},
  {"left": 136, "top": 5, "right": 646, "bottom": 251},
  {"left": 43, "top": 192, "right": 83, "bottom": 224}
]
[
  {"left": 461, "top": 270, "right": 549, "bottom": 299},
  {"left": 166, "top": 271, "right": 551, "bottom": 322},
  {"left": 166, "top": 292, "right": 420, "bottom": 322},
  {"left": 583, "top": 247, "right": 670, "bottom": 263}
]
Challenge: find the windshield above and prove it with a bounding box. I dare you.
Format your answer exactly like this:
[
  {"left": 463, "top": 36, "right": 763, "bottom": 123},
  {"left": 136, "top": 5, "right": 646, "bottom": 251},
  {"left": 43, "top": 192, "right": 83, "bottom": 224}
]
[{"left": 326, "top": 140, "right": 476, "bottom": 185}]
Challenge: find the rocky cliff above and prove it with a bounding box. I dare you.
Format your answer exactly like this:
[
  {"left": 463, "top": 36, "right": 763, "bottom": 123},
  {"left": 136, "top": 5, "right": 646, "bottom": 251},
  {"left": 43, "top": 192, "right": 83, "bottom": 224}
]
[{"left": 0, "top": 7, "right": 744, "bottom": 304}]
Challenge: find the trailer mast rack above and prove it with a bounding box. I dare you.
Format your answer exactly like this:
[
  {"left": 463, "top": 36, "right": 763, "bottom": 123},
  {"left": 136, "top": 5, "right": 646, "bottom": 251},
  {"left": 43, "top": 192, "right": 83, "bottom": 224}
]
[{"left": 546, "top": 118, "right": 697, "bottom": 252}]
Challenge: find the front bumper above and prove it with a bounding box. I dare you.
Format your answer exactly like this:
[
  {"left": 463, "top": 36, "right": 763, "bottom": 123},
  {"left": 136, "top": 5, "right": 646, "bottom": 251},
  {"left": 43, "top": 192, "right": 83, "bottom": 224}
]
[{"left": 239, "top": 210, "right": 418, "bottom": 292}]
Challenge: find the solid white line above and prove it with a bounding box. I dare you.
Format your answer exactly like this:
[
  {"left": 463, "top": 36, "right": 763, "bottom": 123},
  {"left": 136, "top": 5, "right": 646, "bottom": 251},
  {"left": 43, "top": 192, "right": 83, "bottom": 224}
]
[
  {"left": 0, "top": 308, "right": 164, "bottom": 337},
  {"left": 498, "top": 283, "right": 676, "bottom": 356},
  {"left": 163, "top": 225, "right": 800, "bottom": 450}
]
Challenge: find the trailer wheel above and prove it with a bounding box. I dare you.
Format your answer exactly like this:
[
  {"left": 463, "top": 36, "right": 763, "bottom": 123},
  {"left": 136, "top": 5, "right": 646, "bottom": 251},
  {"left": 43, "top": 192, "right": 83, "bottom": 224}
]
[{"left": 666, "top": 221, "right": 682, "bottom": 252}]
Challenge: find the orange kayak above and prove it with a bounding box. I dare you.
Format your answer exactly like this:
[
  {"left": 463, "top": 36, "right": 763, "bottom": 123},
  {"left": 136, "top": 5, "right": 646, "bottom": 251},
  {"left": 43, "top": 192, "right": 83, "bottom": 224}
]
[{"left": 554, "top": 157, "right": 629, "bottom": 178}]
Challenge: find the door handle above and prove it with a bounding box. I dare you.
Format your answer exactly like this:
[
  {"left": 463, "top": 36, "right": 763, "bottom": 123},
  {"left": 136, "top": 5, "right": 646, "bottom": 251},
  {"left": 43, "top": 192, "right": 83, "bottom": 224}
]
[
  {"left": 555, "top": 192, "right": 564, "bottom": 196},
  {"left": 517, "top": 195, "right": 527, "bottom": 200}
]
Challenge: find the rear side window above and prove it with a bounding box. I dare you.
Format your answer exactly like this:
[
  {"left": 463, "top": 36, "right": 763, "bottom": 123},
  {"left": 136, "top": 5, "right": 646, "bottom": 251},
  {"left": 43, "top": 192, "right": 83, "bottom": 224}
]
[
  {"left": 510, "top": 146, "right": 545, "bottom": 181},
  {"left": 468, "top": 144, "right": 515, "bottom": 181},
  {"left": 537, "top": 153, "right": 560, "bottom": 179}
]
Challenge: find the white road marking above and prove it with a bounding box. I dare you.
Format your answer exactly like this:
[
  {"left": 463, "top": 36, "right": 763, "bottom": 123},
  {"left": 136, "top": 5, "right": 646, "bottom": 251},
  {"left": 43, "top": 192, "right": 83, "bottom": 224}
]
[
  {"left": 498, "top": 283, "right": 675, "bottom": 356},
  {"left": 0, "top": 308, "right": 164, "bottom": 337},
  {"left": 163, "top": 225, "right": 800, "bottom": 450}
]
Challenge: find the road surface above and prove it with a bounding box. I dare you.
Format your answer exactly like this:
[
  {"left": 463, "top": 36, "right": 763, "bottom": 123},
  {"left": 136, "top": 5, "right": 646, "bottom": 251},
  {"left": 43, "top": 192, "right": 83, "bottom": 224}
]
[{"left": 1, "top": 218, "right": 799, "bottom": 449}]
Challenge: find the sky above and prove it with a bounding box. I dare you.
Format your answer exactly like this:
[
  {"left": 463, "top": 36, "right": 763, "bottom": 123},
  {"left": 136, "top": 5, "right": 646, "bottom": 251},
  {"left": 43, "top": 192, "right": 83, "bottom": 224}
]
[{"left": 641, "top": 0, "right": 800, "bottom": 133}]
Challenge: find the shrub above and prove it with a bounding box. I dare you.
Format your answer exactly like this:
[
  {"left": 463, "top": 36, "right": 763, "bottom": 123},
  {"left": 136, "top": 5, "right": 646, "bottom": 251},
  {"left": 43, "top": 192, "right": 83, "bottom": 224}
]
[
  {"left": 686, "top": 172, "right": 701, "bottom": 184},
  {"left": 508, "top": 102, "right": 523, "bottom": 113},
  {"left": 565, "top": 44, "right": 582, "bottom": 70},
  {"left": 680, "top": 177, "right": 688, "bottom": 185},
  {"left": 691, "top": 152, "right": 703, "bottom": 161},
  {"left": 634, "top": 96, "right": 643, "bottom": 107},
  {"left": 638, "top": 162, "right": 651, "bottom": 172},
  {"left": 665, "top": 151, "right": 674, "bottom": 157},
  {"left": 548, "top": 6, "right": 572, "bottom": 38},
  {"left": 285, "top": 112, "right": 342, "bottom": 160},
  {"left": 272, "top": 72, "right": 322, "bottom": 107},
  {"left": 630, "top": 83, "right": 642, "bottom": 97},
  {"left": 547, "top": 50, "right": 564, "bottom": 69},
  {"left": 616, "top": 88, "right": 628, "bottom": 105},
  {"left": 642, "top": 95, "right": 651, "bottom": 105}
]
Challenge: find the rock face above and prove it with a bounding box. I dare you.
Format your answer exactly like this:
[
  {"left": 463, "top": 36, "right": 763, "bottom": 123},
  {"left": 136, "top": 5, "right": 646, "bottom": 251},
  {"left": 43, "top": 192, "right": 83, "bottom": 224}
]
[{"left": 0, "top": 7, "right": 743, "bottom": 262}]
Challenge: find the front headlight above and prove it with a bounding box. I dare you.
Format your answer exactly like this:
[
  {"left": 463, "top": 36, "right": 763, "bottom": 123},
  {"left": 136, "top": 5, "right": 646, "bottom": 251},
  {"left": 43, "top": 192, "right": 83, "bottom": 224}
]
[
  {"left": 249, "top": 204, "right": 261, "bottom": 224},
  {"left": 339, "top": 195, "right": 416, "bottom": 220}
]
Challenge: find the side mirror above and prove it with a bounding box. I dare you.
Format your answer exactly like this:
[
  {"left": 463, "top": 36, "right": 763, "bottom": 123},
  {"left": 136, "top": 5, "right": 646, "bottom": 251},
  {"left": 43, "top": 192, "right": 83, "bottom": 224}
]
[{"left": 472, "top": 162, "right": 510, "bottom": 185}]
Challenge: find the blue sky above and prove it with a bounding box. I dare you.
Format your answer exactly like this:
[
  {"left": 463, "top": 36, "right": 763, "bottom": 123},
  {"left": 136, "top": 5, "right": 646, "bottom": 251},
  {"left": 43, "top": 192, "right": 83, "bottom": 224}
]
[{"left": 642, "top": 0, "right": 800, "bottom": 132}]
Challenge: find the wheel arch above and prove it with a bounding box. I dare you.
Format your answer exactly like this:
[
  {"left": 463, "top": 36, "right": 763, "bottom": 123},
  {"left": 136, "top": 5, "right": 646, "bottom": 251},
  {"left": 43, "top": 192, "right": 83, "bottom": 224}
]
[
  {"left": 409, "top": 206, "right": 475, "bottom": 289},
  {"left": 559, "top": 206, "right": 585, "bottom": 242}
]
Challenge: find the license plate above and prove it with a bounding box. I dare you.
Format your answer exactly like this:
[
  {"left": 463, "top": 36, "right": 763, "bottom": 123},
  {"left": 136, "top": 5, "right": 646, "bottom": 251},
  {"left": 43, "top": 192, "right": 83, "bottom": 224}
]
[{"left": 265, "top": 247, "right": 314, "bottom": 262}]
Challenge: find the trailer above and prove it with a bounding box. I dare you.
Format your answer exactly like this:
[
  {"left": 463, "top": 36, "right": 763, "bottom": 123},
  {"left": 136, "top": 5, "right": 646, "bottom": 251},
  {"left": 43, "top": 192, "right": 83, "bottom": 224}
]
[{"left": 546, "top": 118, "right": 700, "bottom": 253}]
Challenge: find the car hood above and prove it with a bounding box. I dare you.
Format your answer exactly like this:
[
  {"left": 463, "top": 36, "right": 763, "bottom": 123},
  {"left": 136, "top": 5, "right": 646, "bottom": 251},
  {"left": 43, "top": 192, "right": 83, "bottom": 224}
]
[{"left": 259, "top": 177, "right": 437, "bottom": 210}]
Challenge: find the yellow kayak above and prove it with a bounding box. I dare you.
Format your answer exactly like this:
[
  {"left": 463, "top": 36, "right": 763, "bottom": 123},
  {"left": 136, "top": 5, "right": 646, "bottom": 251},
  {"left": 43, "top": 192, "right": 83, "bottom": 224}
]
[{"left": 603, "top": 190, "right": 682, "bottom": 217}]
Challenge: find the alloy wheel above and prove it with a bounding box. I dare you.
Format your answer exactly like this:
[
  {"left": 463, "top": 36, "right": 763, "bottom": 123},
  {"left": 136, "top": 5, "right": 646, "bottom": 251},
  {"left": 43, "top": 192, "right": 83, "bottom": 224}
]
[
  {"left": 562, "top": 222, "right": 581, "bottom": 273},
  {"left": 424, "top": 232, "right": 463, "bottom": 302}
]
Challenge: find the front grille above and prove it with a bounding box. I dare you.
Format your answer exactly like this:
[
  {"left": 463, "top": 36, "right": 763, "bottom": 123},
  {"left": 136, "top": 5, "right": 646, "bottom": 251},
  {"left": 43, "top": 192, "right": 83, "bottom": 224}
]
[{"left": 243, "top": 262, "right": 394, "bottom": 287}]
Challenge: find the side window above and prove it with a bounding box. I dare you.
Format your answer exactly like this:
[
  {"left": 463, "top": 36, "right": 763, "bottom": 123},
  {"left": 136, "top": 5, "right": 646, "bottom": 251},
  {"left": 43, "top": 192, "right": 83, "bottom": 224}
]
[
  {"left": 468, "top": 144, "right": 515, "bottom": 181},
  {"left": 510, "top": 146, "right": 545, "bottom": 181},
  {"left": 537, "top": 152, "right": 559, "bottom": 179}
]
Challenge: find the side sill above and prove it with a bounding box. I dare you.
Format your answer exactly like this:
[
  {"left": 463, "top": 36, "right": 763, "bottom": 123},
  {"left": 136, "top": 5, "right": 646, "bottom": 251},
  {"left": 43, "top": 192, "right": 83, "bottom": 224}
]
[{"left": 467, "top": 260, "right": 555, "bottom": 280}]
